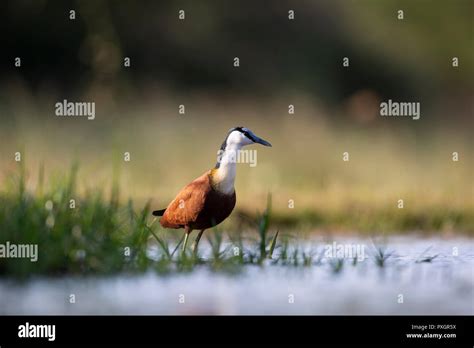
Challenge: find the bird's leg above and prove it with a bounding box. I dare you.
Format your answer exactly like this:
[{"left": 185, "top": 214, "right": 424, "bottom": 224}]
[
  {"left": 192, "top": 229, "right": 205, "bottom": 256},
  {"left": 182, "top": 233, "right": 189, "bottom": 253},
  {"left": 181, "top": 227, "right": 192, "bottom": 254}
]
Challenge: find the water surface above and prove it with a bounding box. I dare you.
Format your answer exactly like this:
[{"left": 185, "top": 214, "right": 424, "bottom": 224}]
[{"left": 0, "top": 236, "right": 472, "bottom": 314}]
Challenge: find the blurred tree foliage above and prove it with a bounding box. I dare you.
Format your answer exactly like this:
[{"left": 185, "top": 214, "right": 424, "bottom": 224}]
[{"left": 0, "top": 0, "right": 472, "bottom": 111}]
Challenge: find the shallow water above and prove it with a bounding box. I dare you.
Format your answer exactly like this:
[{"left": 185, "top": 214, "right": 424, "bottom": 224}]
[{"left": 0, "top": 236, "right": 472, "bottom": 314}]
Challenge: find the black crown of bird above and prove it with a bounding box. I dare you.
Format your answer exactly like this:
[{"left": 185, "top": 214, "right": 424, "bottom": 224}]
[{"left": 152, "top": 126, "right": 272, "bottom": 254}]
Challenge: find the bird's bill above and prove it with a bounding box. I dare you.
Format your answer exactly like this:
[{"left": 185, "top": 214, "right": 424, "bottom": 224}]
[{"left": 249, "top": 133, "right": 272, "bottom": 147}]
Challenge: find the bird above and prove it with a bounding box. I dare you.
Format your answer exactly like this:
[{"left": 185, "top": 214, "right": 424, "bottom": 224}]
[{"left": 152, "top": 127, "right": 271, "bottom": 255}]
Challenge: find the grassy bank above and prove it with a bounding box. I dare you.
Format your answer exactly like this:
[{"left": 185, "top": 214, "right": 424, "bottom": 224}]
[
  {"left": 0, "top": 164, "right": 290, "bottom": 278},
  {"left": 0, "top": 163, "right": 472, "bottom": 278}
]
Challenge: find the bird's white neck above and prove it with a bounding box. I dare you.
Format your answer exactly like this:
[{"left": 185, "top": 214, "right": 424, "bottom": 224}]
[{"left": 212, "top": 144, "right": 241, "bottom": 194}]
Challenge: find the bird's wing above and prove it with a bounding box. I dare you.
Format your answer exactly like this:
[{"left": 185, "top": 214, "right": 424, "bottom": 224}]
[{"left": 160, "top": 172, "right": 211, "bottom": 228}]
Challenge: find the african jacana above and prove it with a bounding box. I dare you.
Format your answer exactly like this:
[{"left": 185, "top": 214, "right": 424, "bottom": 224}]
[{"left": 152, "top": 127, "right": 271, "bottom": 254}]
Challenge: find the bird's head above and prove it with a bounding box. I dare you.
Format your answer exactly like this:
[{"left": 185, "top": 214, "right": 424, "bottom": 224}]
[{"left": 223, "top": 127, "right": 272, "bottom": 149}]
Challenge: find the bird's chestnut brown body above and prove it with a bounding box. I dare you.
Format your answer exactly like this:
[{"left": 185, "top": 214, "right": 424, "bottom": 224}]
[{"left": 159, "top": 171, "right": 236, "bottom": 230}]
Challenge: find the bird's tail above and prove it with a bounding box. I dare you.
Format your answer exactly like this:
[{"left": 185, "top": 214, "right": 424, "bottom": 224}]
[{"left": 152, "top": 208, "right": 166, "bottom": 216}]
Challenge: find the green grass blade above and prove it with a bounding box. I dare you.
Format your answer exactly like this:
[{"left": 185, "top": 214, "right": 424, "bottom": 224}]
[
  {"left": 268, "top": 230, "right": 279, "bottom": 259},
  {"left": 148, "top": 227, "right": 171, "bottom": 260}
]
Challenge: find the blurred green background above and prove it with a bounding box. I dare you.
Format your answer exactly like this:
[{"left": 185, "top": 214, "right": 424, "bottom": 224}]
[{"left": 0, "top": 0, "right": 472, "bottom": 233}]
